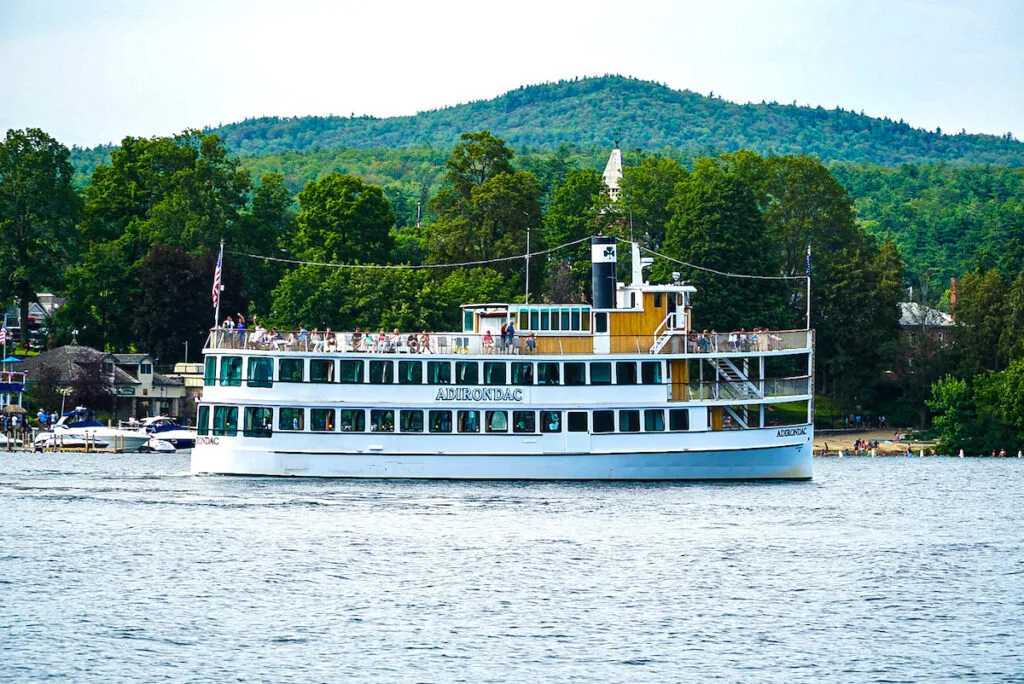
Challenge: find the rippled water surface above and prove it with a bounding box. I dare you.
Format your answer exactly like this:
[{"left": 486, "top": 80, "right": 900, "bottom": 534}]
[{"left": 2, "top": 453, "right": 1023, "bottom": 682}]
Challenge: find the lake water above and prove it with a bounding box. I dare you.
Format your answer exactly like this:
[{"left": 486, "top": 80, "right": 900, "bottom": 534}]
[{"left": 2, "top": 453, "right": 1023, "bottom": 682}]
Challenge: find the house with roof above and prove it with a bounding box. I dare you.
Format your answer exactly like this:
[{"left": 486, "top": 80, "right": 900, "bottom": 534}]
[{"left": 21, "top": 345, "right": 187, "bottom": 420}]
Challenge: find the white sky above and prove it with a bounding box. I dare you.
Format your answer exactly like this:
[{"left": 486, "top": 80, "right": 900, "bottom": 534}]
[{"left": 1, "top": 0, "right": 1021, "bottom": 148}]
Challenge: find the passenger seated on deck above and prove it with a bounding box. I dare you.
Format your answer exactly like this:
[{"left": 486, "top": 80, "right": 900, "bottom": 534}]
[
  {"left": 420, "top": 331, "right": 432, "bottom": 353},
  {"left": 525, "top": 332, "right": 536, "bottom": 353},
  {"left": 350, "top": 328, "right": 364, "bottom": 351},
  {"left": 388, "top": 328, "right": 401, "bottom": 352},
  {"left": 483, "top": 331, "right": 495, "bottom": 354},
  {"left": 406, "top": 334, "right": 419, "bottom": 353},
  {"left": 376, "top": 330, "right": 387, "bottom": 352}
]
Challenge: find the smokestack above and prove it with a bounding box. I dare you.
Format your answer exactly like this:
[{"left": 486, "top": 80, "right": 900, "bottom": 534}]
[{"left": 591, "top": 236, "right": 617, "bottom": 309}]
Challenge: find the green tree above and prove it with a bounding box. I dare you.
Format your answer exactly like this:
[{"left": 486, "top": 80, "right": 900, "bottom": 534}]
[
  {"left": 954, "top": 269, "right": 1007, "bottom": 375},
  {"left": 543, "top": 167, "right": 608, "bottom": 298},
  {"left": 655, "top": 162, "right": 787, "bottom": 331},
  {"left": 999, "top": 273, "right": 1024, "bottom": 363},
  {"left": 617, "top": 156, "right": 687, "bottom": 249},
  {"left": 131, "top": 245, "right": 213, "bottom": 363},
  {"left": 293, "top": 173, "right": 394, "bottom": 263},
  {"left": 0, "top": 128, "right": 81, "bottom": 346}
]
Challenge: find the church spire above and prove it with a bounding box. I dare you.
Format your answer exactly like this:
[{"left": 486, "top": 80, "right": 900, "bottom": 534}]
[{"left": 602, "top": 142, "right": 623, "bottom": 202}]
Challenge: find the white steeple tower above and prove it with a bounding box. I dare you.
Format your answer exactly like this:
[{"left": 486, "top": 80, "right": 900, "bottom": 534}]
[{"left": 602, "top": 141, "right": 623, "bottom": 202}]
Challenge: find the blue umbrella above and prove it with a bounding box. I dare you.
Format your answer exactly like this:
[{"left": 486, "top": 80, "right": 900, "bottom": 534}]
[{"left": 1, "top": 356, "right": 23, "bottom": 364}]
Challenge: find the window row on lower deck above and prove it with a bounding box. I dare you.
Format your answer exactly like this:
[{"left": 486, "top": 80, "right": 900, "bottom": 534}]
[
  {"left": 206, "top": 356, "right": 665, "bottom": 387},
  {"left": 197, "top": 405, "right": 692, "bottom": 438}
]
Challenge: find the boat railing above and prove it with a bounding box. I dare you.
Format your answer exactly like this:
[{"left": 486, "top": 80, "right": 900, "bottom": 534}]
[
  {"left": 686, "top": 376, "right": 812, "bottom": 401},
  {"left": 0, "top": 371, "right": 27, "bottom": 385},
  {"left": 203, "top": 328, "right": 812, "bottom": 356}
]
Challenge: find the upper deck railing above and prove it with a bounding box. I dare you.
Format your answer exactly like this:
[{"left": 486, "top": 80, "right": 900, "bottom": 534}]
[
  {"left": 0, "top": 371, "right": 26, "bottom": 386},
  {"left": 204, "top": 328, "right": 811, "bottom": 357}
]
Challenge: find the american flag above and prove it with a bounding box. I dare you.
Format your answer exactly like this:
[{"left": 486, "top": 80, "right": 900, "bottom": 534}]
[
  {"left": 212, "top": 243, "right": 223, "bottom": 308},
  {"left": 0, "top": 320, "right": 6, "bottom": 346}
]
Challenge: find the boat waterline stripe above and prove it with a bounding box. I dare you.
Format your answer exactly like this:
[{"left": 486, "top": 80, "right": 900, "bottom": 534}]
[{"left": 268, "top": 443, "right": 809, "bottom": 457}]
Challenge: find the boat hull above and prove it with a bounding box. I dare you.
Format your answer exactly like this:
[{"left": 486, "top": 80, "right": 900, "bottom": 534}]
[{"left": 190, "top": 430, "right": 813, "bottom": 480}]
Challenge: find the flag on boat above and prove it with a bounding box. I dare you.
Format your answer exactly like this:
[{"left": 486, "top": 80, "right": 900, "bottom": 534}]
[
  {"left": 0, "top": 320, "right": 6, "bottom": 346},
  {"left": 212, "top": 242, "right": 223, "bottom": 308},
  {"left": 806, "top": 245, "right": 812, "bottom": 278}
]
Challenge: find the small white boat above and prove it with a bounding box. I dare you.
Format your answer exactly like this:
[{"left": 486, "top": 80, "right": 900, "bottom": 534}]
[
  {"left": 44, "top": 409, "right": 150, "bottom": 451},
  {"left": 0, "top": 433, "right": 24, "bottom": 448},
  {"left": 136, "top": 416, "right": 196, "bottom": 450},
  {"left": 139, "top": 437, "right": 177, "bottom": 453},
  {"left": 34, "top": 431, "right": 109, "bottom": 450}
]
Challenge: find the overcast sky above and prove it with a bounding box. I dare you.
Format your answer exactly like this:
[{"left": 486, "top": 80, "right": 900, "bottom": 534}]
[{"left": 1, "top": 0, "right": 1021, "bottom": 148}]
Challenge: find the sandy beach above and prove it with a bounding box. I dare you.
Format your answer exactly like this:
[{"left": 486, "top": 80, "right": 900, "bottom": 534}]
[{"left": 814, "top": 429, "right": 937, "bottom": 456}]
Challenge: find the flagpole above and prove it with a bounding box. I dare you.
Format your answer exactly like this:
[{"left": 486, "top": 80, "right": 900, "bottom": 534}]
[
  {"left": 213, "top": 239, "right": 224, "bottom": 330},
  {"left": 805, "top": 245, "right": 812, "bottom": 330}
]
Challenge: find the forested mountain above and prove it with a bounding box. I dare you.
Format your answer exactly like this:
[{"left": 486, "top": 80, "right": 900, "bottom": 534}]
[{"left": 205, "top": 75, "right": 1024, "bottom": 167}]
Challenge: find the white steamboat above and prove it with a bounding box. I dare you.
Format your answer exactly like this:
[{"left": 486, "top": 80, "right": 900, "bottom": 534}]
[{"left": 191, "top": 239, "right": 813, "bottom": 480}]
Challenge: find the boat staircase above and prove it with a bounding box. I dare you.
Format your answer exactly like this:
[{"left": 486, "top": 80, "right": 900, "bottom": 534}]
[{"left": 650, "top": 312, "right": 681, "bottom": 354}]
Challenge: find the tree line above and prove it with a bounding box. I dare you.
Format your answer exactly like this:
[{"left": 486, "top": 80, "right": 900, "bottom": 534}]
[{"left": 6, "top": 126, "right": 1024, "bottom": 439}]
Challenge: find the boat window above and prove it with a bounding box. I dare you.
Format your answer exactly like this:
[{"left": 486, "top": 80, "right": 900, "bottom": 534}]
[
  {"left": 564, "top": 362, "right": 586, "bottom": 386},
  {"left": 550, "top": 309, "right": 560, "bottom": 331},
  {"left": 644, "top": 409, "right": 665, "bottom": 432},
  {"left": 310, "top": 359, "right": 335, "bottom": 383},
  {"left": 581, "top": 309, "right": 590, "bottom": 331},
  {"left": 592, "top": 410, "right": 615, "bottom": 433},
  {"left": 520, "top": 312, "right": 529, "bottom": 330},
  {"left": 220, "top": 356, "right": 242, "bottom": 386},
  {"left": 512, "top": 411, "right": 535, "bottom": 433},
  {"left": 455, "top": 361, "right": 478, "bottom": 385},
  {"left": 427, "top": 361, "right": 451, "bottom": 384},
  {"left": 669, "top": 409, "right": 690, "bottom": 432},
  {"left": 560, "top": 309, "right": 570, "bottom": 330},
  {"left": 339, "top": 409, "right": 364, "bottom": 432},
  {"left": 247, "top": 357, "right": 273, "bottom": 388},
  {"left": 567, "top": 411, "right": 588, "bottom": 432},
  {"left": 530, "top": 310, "right": 539, "bottom": 330},
  {"left": 429, "top": 410, "right": 452, "bottom": 433},
  {"left": 641, "top": 361, "right": 662, "bottom": 385},
  {"left": 594, "top": 313, "right": 607, "bottom": 333},
  {"left": 339, "top": 360, "right": 363, "bottom": 384},
  {"left": 590, "top": 362, "right": 612, "bottom": 385},
  {"left": 310, "top": 408, "right": 335, "bottom": 432},
  {"left": 212, "top": 406, "right": 238, "bottom": 436},
  {"left": 616, "top": 362, "right": 638, "bottom": 384},
  {"left": 540, "top": 309, "right": 550, "bottom": 330},
  {"left": 399, "top": 360, "right": 422, "bottom": 385},
  {"left": 537, "top": 362, "right": 560, "bottom": 385},
  {"left": 654, "top": 293, "right": 663, "bottom": 308},
  {"left": 279, "top": 407, "right": 304, "bottom": 431},
  {"left": 463, "top": 310, "right": 474, "bottom": 333},
  {"left": 540, "top": 411, "right": 561, "bottom": 433},
  {"left": 204, "top": 357, "right": 217, "bottom": 386},
  {"left": 618, "top": 410, "right": 640, "bottom": 433},
  {"left": 511, "top": 362, "right": 533, "bottom": 385},
  {"left": 279, "top": 358, "right": 303, "bottom": 383},
  {"left": 197, "top": 405, "right": 209, "bottom": 435},
  {"left": 485, "top": 410, "right": 507, "bottom": 433},
  {"left": 400, "top": 410, "right": 424, "bottom": 433},
  {"left": 370, "top": 409, "right": 394, "bottom": 432},
  {"left": 370, "top": 360, "right": 394, "bottom": 384},
  {"left": 243, "top": 407, "right": 273, "bottom": 437},
  {"left": 483, "top": 362, "right": 506, "bottom": 385},
  {"left": 457, "top": 410, "right": 480, "bottom": 433},
  {"left": 571, "top": 308, "right": 581, "bottom": 330}
]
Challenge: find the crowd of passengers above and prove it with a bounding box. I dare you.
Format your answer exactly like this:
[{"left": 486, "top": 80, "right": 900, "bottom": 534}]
[
  {"left": 691, "top": 328, "right": 781, "bottom": 353},
  {"left": 215, "top": 315, "right": 537, "bottom": 354},
  {"left": 215, "top": 315, "right": 786, "bottom": 355}
]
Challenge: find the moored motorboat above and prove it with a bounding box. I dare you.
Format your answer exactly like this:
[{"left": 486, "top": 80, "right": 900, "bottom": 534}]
[{"left": 44, "top": 409, "right": 150, "bottom": 451}]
